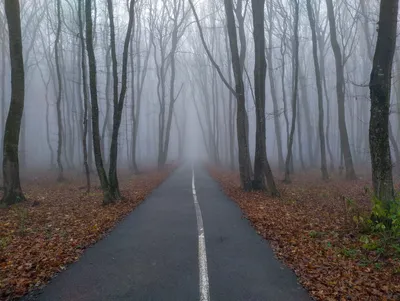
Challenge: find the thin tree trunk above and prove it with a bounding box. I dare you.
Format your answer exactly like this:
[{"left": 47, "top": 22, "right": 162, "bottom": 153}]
[
  {"left": 280, "top": 25, "right": 290, "bottom": 146},
  {"left": 297, "top": 89, "right": 305, "bottom": 170},
  {"left": 326, "top": 0, "right": 356, "bottom": 179},
  {"left": 307, "top": 0, "right": 328, "bottom": 180},
  {"left": 85, "top": 0, "right": 111, "bottom": 203},
  {"left": 318, "top": 31, "right": 335, "bottom": 171},
  {"left": 107, "top": 0, "right": 135, "bottom": 200},
  {"left": 266, "top": 1, "right": 284, "bottom": 170},
  {"left": 55, "top": 0, "right": 64, "bottom": 181},
  {"left": 284, "top": 0, "right": 299, "bottom": 183},
  {"left": 101, "top": 45, "right": 111, "bottom": 160},
  {"left": 1, "top": 26, "right": 5, "bottom": 162},
  {"left": 223, "top": 26, "right": 235, "bottom": 170},
  {"left": 79, "top": 0, "right": 90, "bottom": 192}
]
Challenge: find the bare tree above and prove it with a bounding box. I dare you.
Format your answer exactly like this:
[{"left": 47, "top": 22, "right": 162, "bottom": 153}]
[
  {"left": 107, "top": 0, "right": 136, "bottom": 201},
  {"left": 325, "top": 0, "right": 356, "bottom": 179},
  {"left": 284, "top": 0, "right": 300, "bottom": 183},
  {"left": 306, "top": 0, "right": 329, "bottom": 180},
  {"left": 54, "top": 0, "right": 64, "bottom": 181}
]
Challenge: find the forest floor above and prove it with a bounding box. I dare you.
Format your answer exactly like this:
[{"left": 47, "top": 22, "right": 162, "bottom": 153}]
[
  {"left": 0, "top": 166, "right": 174, "bottom": 300},
  {"left": 209, "top": 167, "right": 400, "bottom": 301}
]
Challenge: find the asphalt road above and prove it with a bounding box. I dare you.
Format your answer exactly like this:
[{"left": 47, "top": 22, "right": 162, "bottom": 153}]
[{"left": 22, "top": 165, "right": 311, "bottom": 301}]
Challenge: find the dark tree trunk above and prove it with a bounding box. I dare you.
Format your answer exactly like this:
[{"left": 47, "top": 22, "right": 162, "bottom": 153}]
[
  {"left": 78, "top": 0, "right": 91, "bottom": 192},
  {"left": 0, "top": 26, "right": 5, "bottom": 165},
  {"left": 252, "top": 0, "right": 278, "bottom": 195},
  {"left": 107, "top": 0, "right": 135, "bottom": 200},
  {"left": 1, "top": 0, "right": 25, "bottom": 205},
  {"left": 306, "top": 0, "right": 328, "bottom": 180},
  {"left": 224, "top": 0, "right": 252, "bottom": 191},
  {"left": 389, "top": 121, "right": 400, "bottom": 175},
  {"left": 85, "top": 0, "right": 111, "bottom": 203},
  {"left": 369, "top": 0, "right": 398, "bottom": 208},
  {"left": 55, "top": 0, "right": 65, "bottom": 182},
  {"left": 325, "top": 0, "right": 356, "bottom": 179}
]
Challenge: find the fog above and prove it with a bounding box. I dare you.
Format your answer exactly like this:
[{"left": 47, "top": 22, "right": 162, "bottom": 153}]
[{"left": 0, "top": 0, "right": 398, "bottom": 198}]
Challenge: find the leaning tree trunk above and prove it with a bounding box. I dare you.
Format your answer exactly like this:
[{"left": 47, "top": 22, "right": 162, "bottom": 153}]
[
  {"left": 284, "top": 0, "right": 299, "bottom": 183},
  {"left": 85, "top": 0, "right": 111, "bottom": 203},
  {"left": 369, "top": 0, "right": 398, "bottom": 208},
  {"left": 306, "top": 0, "right": 328, "bottom": 180},
  {"left": 325, "top": 0, "right": 356, "bottom": 179},
  {"left": 1, "top": 0, "right": 25, "bottom": 205}
]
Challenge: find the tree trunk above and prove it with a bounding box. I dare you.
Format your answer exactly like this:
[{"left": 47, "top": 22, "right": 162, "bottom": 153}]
[
  {"left": 223, "top": 26, "right": 235, "bottom": 170},
  {"left": 224, "top": 0, "right": 252, "bottom": 191},
  {"left": 307, "top": 0, "right": 328, "bottom": 180},
  {"left": 85, "top": 0, "right": 111, "bottom": 203},
  {"left": 79, "top": 0, "right": 91, "bottom": 192},
  {"left": 369, "top": 0, "right": 398, "bottom": 208},
  {"left": 389, "top": 121, "right": 400, "bottom": 175},
  {"left": 252, "top": 0, "right": 278, "bottom": 195},
  {"left": 101, "top": 45, "right": 111, "bottom": 162},
  {"left": 0, "top": 25, "right": 5, "bottom": 164},
  {"left": 55, "top": 0, "right": 65, "bottom": 182},
  {"left": 107, "top": 0, "right": 135, "bottom": 200},
  {"left": 325, "top": 0, "right": 356, "bottom": 179},
  {"left": 1, "top": 0, "right": 25, "bottom": 205},
  {"left": 266, "top": 1, "right": 284, "bottom": 170},
  {"left": 284, "top": 0, "right": 299, "bottom": 183},
  {"left": 317, "top": 30, "right": 335, "bottom": 171}
]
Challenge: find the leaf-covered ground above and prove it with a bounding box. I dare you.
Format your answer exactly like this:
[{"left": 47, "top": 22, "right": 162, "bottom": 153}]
[
  {"left": 209, "top": 167, "right": 400, "bottom": 301},
  {"left": 0, "top": 166, "right": 174, "bottom": 300}
]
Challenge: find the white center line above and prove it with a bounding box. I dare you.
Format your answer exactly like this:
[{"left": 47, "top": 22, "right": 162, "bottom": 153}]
[{"left": 192, "top": 165, "right": 210, "bottom": 301}]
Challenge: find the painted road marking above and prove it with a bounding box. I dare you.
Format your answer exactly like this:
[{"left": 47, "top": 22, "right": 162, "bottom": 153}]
[{"left": 192, "top": 166, "right": 210, "bottom": 301}]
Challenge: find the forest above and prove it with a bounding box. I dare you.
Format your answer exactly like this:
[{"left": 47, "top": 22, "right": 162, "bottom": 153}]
[{"left": 0, "top": 0, "right": 399, "bottom": 300}]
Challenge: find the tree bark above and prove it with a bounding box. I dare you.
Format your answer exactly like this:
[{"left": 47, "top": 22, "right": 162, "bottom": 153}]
[
  {"left": 284, "top": 0, "right": 299, "bottom": 183},
  {"left": 224, "top": 0, "right": 252, "bottom": 191},
  {"left": 78, "top": 0, "right": 91, "bottom": 192},
  {"left": 252, "top": 0, "right": 278, "bottom": 195},
  {"left": 55, "top": 0, "right": 65, "bottom": 181},
  {"left": 306, "top": 0, "right": 329, "bottom": 180},
  {"left": 266, "top": 1, "right": 284, "bottom": 170},
  {"left": 369, "top": 0, "right": 398, "bottom": 208},
  {"left": 325, "top": 0, "right": 356, "bottom": 179},
  {"left": 1, "top": 0, "right": 25, "bottom": 205},
  {"left": 107, "top": 0, "right": 135, "bottom": 200},
  {"left": 85, "top": 0, "right": 111, "bottom": 203}
]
